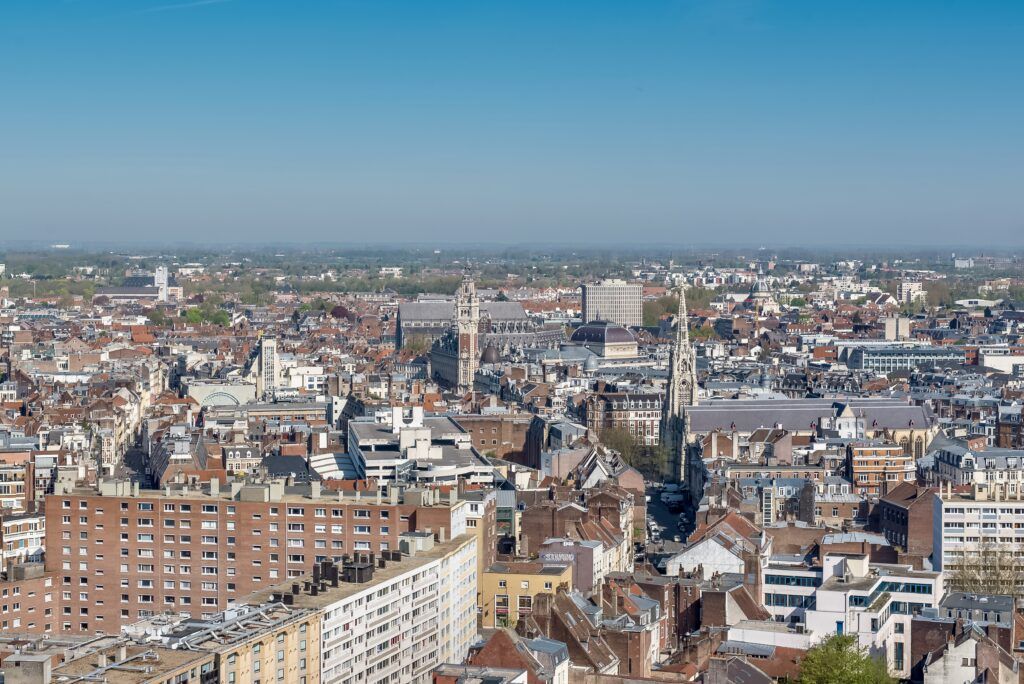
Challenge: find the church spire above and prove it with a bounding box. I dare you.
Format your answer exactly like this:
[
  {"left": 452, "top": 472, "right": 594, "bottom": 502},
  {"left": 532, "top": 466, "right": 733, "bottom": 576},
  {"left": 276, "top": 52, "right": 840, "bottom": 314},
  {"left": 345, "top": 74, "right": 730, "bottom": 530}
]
[
  {"left": 662, "top": 284, "right": 698, "bottom": 481},
  {"left": 676, "top": 283, "right": 690, "bottom": 346}
]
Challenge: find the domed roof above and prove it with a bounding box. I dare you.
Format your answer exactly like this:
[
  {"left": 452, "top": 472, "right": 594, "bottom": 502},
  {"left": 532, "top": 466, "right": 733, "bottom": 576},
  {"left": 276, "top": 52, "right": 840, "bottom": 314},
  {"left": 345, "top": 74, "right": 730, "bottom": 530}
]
[
  {"left": 571, "top": 320, "right": 636, "bottom": 345},
  {"left": 480, "top": 344, "right": 500, "bottom": 364}
]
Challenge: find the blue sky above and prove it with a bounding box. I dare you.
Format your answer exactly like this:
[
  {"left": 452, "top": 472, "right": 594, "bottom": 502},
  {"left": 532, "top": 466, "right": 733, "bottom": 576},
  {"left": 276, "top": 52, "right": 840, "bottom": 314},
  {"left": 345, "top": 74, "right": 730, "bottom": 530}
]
[{"left": 1, "top": 0, "right": 1021, "bottom": 245}]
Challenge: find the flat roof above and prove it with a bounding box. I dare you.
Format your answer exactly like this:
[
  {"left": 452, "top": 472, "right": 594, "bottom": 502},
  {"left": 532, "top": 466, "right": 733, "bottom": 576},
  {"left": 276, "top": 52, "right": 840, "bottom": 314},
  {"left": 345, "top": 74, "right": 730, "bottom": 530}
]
[
  {"left": 61, "top": 480, "right": 458, "bottom": 508},
  {"left": 246, "top": 535, "right": 475, "bottom": 610},
  {"left": 52, "top": 645, "right": 208, "bottom": 684}
]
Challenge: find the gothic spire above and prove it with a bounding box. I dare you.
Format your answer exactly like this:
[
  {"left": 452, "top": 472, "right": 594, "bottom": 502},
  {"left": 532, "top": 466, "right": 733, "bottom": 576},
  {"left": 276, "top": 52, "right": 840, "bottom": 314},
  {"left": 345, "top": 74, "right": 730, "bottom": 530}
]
[{"left": 676, "top": 284, "right": 690, "bottom": 346}]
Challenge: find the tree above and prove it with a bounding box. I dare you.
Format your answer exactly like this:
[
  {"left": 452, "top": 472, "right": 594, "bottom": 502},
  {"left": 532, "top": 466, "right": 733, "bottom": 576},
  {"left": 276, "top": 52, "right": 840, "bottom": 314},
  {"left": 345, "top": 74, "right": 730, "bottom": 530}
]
[
  {"left": 599, "top": 428, "right": 665, "bottom": 478},
  {"left": 184, "top": 308, "right": 204, "bottom": 325},
  {"left": 799, "top": 633, "right": 894, "bottom": 684},
  {"left": 403, "top": 335, "right": 430, "bottom": 356},
  {"left": 601, "top": 428, "right": 642, "bottom": 464},
  {"left": 147, "top": 309, "right": 168, "bottom": 326},
  {"left": 947, "top": 540, "right": 1024, "bottom": 599}
]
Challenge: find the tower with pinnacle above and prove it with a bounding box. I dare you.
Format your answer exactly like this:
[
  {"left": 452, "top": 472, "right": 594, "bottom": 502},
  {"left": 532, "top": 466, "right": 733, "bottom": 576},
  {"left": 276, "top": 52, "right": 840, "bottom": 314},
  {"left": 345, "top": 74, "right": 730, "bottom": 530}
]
[
  {"left": 662, "top": 285, "right": 698, "bottom": 481},
  {"left": 455, "top": 273, "right": 480, "bottom": 393}
]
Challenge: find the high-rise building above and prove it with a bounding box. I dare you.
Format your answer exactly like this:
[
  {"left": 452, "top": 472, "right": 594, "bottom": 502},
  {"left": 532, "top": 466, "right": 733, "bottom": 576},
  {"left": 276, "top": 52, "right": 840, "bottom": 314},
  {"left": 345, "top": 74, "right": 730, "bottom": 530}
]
[
  {"left": 154, "top": 265, "right": 169, "bottom": 302},
  {"left": 581, "top": 279, "right": 642, "bottom": 328},
  {"left": 257, "top": 336, "right": 280, "bottom": 398},
  {"left": 251, "top": 533, "right": 479, "bottom": 684},
  {"left": 662, "top": 286, "right": 697, "bottom": 481},
  {"left": 44, "top": 478, "right": 470, "bottom": 635},
  {"left": 897, "top": 281, "right": 926, "bottom": 304},
  {"left": 933, "top": 482, "right": 1024, "bottom": 586}
]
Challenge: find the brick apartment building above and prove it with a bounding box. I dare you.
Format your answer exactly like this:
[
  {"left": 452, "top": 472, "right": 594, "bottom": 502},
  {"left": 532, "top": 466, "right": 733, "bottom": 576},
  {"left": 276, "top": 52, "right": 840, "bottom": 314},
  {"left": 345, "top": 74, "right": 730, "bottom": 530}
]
[
  {"left": 872, "top": 482, "right": 937, "bottom": 569},
  {"left": 44, "top": 477, "right": 471, "bottom": 634},
  {"left": 582, "top": 392, "right": 663, "bottom": 447},
  {"left": 847, "top": 441, "right": 916, "bottom": 497},
  {"left": 453, "top": 413, "right": 533, "bottom": 461},
  {"left": 0, "top": 563, "right": 56, "bottom": 634}
]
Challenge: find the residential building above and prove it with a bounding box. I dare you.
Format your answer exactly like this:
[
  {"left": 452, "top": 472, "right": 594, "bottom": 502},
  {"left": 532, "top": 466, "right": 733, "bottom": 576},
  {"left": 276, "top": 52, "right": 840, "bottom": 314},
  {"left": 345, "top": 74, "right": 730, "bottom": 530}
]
[
  {"left": 0, "top": 511, "right": 45, "bottom": 563},
  {"left": 479, "top": 561, "right": 572, "bottom": 629},
  {"left": 44, "top": 477, "right": 469, "bottom": 634},
  {"left": 582, "top": 392, "right": 662, "bottom": 446},
  {"left": 897, "top": 281, "right": 926, "bottom": 305},
  {"left": 932, "top": 482, "right": 1024, "bottom": 589},
  {"left": 873, "top": 483, "right": 936, "bottom": 568},
  {"left": 250, "top": 533, "right": 478, "bottom": 684},
  {"left": 136, "top": 599, "right": 322, "bottom": 684},
  {"left": 257, "top": 336, "right": 281, "bottom": 399},
  {"left": 847, "top": 441, "right": 916, "bottom": 497}
]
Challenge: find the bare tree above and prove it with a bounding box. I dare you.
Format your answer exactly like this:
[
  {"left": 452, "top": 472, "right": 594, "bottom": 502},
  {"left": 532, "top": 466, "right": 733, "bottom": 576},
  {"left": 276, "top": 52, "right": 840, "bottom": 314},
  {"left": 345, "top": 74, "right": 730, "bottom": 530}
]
[{"left": 947, "top": 540, "right": 1024, "bottom": 599}]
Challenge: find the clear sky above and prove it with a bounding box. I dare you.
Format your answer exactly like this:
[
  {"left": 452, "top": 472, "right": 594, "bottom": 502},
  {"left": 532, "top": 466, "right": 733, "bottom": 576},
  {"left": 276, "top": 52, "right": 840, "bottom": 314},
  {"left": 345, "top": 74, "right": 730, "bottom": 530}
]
[{"left": 1, "top": 0, "right": 1021, "bottom": 246}]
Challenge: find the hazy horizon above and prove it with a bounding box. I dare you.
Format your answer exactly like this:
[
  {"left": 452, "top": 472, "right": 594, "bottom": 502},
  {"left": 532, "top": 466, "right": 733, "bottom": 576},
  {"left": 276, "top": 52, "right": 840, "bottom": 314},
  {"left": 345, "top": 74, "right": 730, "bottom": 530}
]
[{"left": 2, "top": 1, "right": 1022, "bottom": 245}]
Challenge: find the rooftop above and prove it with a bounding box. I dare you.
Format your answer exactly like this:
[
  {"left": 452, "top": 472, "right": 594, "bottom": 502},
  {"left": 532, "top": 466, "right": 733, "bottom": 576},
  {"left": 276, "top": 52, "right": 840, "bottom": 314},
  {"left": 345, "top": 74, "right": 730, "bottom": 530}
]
[{"left": 247, "top": 535, "right": 475, "bottom": 610}]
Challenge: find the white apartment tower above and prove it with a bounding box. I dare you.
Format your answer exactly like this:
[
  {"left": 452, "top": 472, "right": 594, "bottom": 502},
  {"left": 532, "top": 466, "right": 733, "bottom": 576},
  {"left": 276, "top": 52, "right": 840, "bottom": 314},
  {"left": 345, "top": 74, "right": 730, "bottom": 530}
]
[
  {"left": 581, "top": 279, "right": 642, "bottom": 328},
  {"left": 312, "top": 535, "right": 478, "bottom": 684},
  {"left": 154, "top": 265, "right": 169, "bottom": 302},
  {"left": 257, "top": 336, "right": 280, "bottom": 398}
]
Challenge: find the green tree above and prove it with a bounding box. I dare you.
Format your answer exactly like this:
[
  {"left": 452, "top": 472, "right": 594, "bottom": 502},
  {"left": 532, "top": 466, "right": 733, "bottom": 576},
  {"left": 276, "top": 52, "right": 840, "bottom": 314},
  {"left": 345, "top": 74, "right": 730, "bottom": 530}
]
[
  {"left": 147, "top": 309, "right": 168, "bottom": 326},
  {"left": 799, "top": 633, "right": 894, "bottom": 684},
  {"left": 184, "top": 308, "right": 204, "bottom": 325}
]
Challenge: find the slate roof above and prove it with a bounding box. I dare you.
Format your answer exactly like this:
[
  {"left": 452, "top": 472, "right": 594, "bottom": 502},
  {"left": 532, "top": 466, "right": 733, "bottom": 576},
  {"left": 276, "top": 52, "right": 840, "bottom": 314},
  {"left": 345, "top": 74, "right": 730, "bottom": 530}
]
[
  {"left": 686, "top": 398, "right": 932, "bottom": 433},
  {"left": 398, "top": 300, "right": 529, "bottom": 322}
]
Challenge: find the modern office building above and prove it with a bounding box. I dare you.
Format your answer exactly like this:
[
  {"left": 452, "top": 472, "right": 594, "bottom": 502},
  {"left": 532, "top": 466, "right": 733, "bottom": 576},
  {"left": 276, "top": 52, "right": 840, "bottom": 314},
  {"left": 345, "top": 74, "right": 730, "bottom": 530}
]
[
  {"left": 345, "top": 407, "right": 496, "bottom": 485},
  {"left": 847, "top": 345, "right": 964, "bottom": 373},
  {"left": 581, "top": 280, "right": 642, "bottom": 328},
  {"left": 804, "top": 553, "right": 941, "bottom": 679}
]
